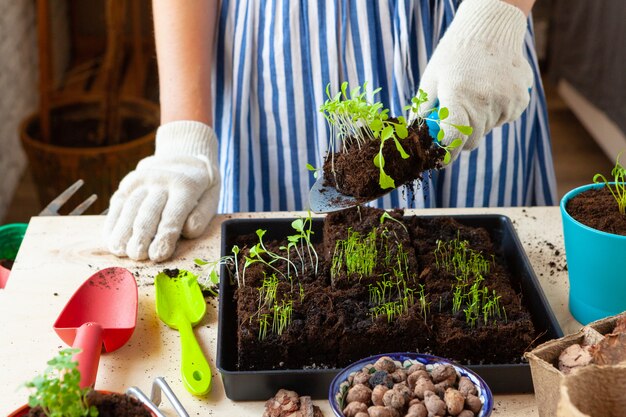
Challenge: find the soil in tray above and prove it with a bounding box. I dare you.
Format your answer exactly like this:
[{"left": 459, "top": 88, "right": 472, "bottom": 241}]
[
  {"left": 231, "top": 207, "right": 536, "bottom": 371},
  {"left": 26, "top": 391, "right": 151, "bottom": 417},
  {"left": 566, "top": 186, "right": 626, "bottom": 236},
  {"left": 322, "top": 122, "right": 445, "bottom": 200}
]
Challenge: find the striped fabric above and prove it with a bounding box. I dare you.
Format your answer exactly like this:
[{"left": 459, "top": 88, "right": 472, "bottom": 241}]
[{"left": 213, "top": 0, "right": 557, "bottom": 213}]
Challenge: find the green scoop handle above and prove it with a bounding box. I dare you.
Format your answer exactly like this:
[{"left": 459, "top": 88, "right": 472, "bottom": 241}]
[{"left": 155, "top": 270, "right": 212, "bottom": 396}]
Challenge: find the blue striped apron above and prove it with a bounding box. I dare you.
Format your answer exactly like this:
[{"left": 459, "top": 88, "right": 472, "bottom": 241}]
[{"left": 213, "top": 0, "right": 557, "bottom": 213}]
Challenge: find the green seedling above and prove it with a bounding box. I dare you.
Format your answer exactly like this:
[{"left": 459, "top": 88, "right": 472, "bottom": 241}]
[
  {"left": 379, "top": 211, "right": 408, "bottom": 234},
  {"left": 306, "top": 163, "right": 321, "bottom": 179},
  {"left": 593, "top": 152, "right": 626, "bottom": 215},
  {"left": 404, "top": 89, "right": 473, "bottom": 165},
  {"left": 258, "top": 273, "right": 280, "bottom": 311},
  {"left": 258, "top": 313, "right": 270, "bottom": 341},
  {"left": 243, "top": 229, "right": 297, "bottom": 285},
  {"left": 272, "top": 299, "right": 293, "bottom": 336},
  {"left": 194, "top": 255, "right": 236, "bottom": 296},
  {"left": 331, "top": 228, "right": 378, "bottom": 280},
  {"left": 23, "top": 348, "right": 98, "bottom": 417}
]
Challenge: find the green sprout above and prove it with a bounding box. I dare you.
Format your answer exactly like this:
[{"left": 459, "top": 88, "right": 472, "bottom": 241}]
[
  {"left": 331, "top": 228, "right": 378, "bottom": 281},
  {"left": 243, "top": 229, "right": 297, "bottom": 285},
  {"left": 258, "top": 313, "right": 270, "bottom": 341},
  {"left": 23, "top": 348, "right": 98, "bottom": 417},
  {"left": 404, "top": 89, "right": 472, "bottom": 164},
  {"left": 272, "top": 299, "right": 293, "bottom": 336},
  {"left": 194, "top": 255, "right": 236, "bottom": 296},
  {"left": 379, "top": 211, "right": 408, "bottom": 234},
  {"left": 258, "top": 273, "right": 280, "bottom": 311},
  {"left": 593, "top": 153, "right": 626, "bottom": 215}
]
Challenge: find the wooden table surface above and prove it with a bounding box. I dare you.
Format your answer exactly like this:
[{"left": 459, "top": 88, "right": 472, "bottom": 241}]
[{"left": 0, "top": 207, "right": 582, "bottom": 416}]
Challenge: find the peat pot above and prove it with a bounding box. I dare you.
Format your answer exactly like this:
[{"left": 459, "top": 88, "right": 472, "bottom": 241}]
[
  {"left": 19, "top": 95, "right": 159, "bottom": 214},
  {"left": 560, "top": 183, "right": 626, "bottom": 324}
]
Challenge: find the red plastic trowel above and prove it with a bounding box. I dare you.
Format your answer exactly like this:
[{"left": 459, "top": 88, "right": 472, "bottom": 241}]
[{"left": 53, "top": 267, "right": 138, "bottom": 388}]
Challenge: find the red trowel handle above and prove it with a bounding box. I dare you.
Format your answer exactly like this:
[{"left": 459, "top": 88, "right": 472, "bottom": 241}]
[{"left": 72, "top": 322, "right": 104, "bottom": 388}]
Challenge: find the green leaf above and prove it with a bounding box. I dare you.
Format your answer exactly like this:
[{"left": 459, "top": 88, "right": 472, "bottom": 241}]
[
  {"left": 291, "top": 218, "right": 304, "bottom": 232},
  {"left": 194, "top": 258, "right": 209, "bottom": 266},
  {"left": 448, "top": 138, "right": 463, "bottom": 148},
  {"left": 443, "top": 151, "right": 451, "bottom": 165},
  {"left": 438, "top": 107, "right": 449, "bottom": 120},
  {"left": 381, "top": 125, "right": 394, "bottom": 140},
  {"left": 370, "top": 118, "right": 383, "bottom": 132},
  {"left": 305, "top": 163, "right": 316, "bottom": 171},
  {"left": 373, "top": 153, "right": 385, "bottom": 168},
  {"left": 379, "top": 171, "right": 395, "bottom": 189},
  {"left": 394, "top": 139, "right": 410, "bottom": 159},
  {"left": 395, "top": 124, "right": 408, "bottom": 139},
  {"left": 437, "top": 129, "right": 445, "bottom": 141},
  {"left": 209, "top": 270, "right": 219, "bottom": 285},
  {"left": 451, "top": 124, "right": 473, "bottom": 135}
]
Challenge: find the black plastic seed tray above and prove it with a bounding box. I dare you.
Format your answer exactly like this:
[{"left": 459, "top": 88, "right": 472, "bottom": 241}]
[{"left": 216, "top": 214, "right": 563, "bottom": 400}]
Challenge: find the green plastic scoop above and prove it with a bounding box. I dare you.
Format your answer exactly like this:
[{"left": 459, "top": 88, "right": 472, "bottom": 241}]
[{"left": 155, "top": 269, "right": 212, "bottom": 396}]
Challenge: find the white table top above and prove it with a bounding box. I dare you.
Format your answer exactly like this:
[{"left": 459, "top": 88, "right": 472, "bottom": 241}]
[{"left": 0, "top": 207, "right": 581, "bottom": 416}]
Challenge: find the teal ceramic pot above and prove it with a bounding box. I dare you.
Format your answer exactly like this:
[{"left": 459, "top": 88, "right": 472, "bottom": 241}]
[
  {"left": 0, "top": 223, "right": 28, "bottom": 263},
  {"left": 560, "top": 183, "right": 626, "bottom": 324}
]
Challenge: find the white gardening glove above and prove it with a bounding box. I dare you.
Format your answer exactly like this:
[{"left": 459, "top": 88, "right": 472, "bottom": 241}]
[
  {"left": 418, "top": 0, "right": 534, "bottom": 162},
  {"left": 104, "top": 121, "right": 220, "bottom": 262}
]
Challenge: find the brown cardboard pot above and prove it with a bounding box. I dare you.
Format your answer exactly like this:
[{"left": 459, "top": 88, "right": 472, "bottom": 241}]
[
  {"left": 19, "top": 95, "right": 159, "bottom": 214},
  {"left": 525, "top": 314, "right": 622, "bottom": 417},
  {"left": 557, "top": 364, "right": 626, "bottom": 417}
]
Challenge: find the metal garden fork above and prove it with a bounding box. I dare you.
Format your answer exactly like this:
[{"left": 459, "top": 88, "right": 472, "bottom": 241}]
[
  {"left": 39, "top": 179, "right": 99, "bottom": 216},
  {"left": 127, "top": 377, "right": 189, "bottom": 417}
]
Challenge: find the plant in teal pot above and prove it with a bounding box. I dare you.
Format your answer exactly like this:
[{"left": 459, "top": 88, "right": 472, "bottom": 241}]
[{"left": 560, "top": 154, "right": 626, "bottom": 324}]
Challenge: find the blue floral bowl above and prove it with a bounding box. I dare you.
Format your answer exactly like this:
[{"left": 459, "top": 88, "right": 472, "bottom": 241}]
[{"left": 329, "top": 352, "right": 493, "bottom": 417}]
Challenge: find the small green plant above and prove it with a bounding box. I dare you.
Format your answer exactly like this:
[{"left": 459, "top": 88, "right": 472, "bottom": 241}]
[
  {"left": 258, "top": 273, "right": 280, "bottom": 311},
  {"left": 243, "top": 229, "right": 297, "bottom": 285},
  {"left": 434, "top": 234, "right": 492, "bottom": 284},
  {"left": 593, "top": 153, "right": 626, "bottom": 215},
  {"left": 379, "top": 211, "right": 408, "bottom": 234},
  {"left": 258, "top": 313, "right": 270, "bottom": 341},
  {"left": 404, "top": 89, "right": 473, "bottom": 164},
  {"left": 370, "top": 300, "right": 406, "bottom": 323},
  {"left": 282, "top": 214, "right": 319, "bottom": 277},
  {"left": 23, "top": 348, "right": 98, "bottom": 417},
  {"left": 194, "top": 254, "right": 236, "bottom": 296},
  {"left": 331, "top": 228, "right": 378, "bottom": 280},
  {"left": 272, "top": 299, "right": 293, "bottom": 336}
]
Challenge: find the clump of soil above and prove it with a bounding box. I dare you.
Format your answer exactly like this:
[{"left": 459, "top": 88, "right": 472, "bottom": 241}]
[
  {"left": 322, "top": 122, "right": 444, "bottom": 199},
  {"left": 566, "top": 187, "right": 626, "bottom": 235},
  {"left": 26, "top": 391, "right": 151, "bottom": 417},
  {"left": 230, "top": 206, "right": 538, "bottom": 372},
  {"left": 339, "top": 356, "right": 484, "bottom": 417}
]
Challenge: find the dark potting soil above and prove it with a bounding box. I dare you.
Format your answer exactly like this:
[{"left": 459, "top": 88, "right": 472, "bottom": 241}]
[
  {"left": 232, "top": 207, "right": 536, "bottom": 371},
  {"left": 322, "top": 122, "right": 445, "bottom": 199},
  {"left": 566, "top": 187, "right": 626, "bottom": 236},
  {"left": 0, "top": 258, "right": 14, "bottom": 270},
  {"left": 25, "top": 391, "right": 151, "bottom": 417}
]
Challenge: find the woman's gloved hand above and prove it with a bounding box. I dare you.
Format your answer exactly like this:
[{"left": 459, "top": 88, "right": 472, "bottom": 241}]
[
  {"left": 418, "top": 0, "right": 534, "bottom": 162},
  {"left": 103, "top": 121, "right": 220, "bottom": 262}
]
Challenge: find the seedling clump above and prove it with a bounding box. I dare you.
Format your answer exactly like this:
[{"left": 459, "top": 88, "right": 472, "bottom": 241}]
[{"left": 320, "top": 82, "right": 472, "bottom": 192}]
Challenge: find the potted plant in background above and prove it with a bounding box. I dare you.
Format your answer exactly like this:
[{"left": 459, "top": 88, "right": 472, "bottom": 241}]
[
  {"left": 19, "top": 0, "right": 159, "bottom": 214},
  {"left": 0, "top": 222, "right": 28, "bottom": 289},
  {"left": 560, "top": 153, "right": 626, "bottom": 324},
  {"left": 9, "top": 348, "right": 154, "bottom": 417}
]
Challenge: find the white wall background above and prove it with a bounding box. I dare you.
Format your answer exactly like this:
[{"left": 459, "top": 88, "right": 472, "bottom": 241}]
[{"left": 0, "top": 0, "right": 68, "bottom": 221}]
